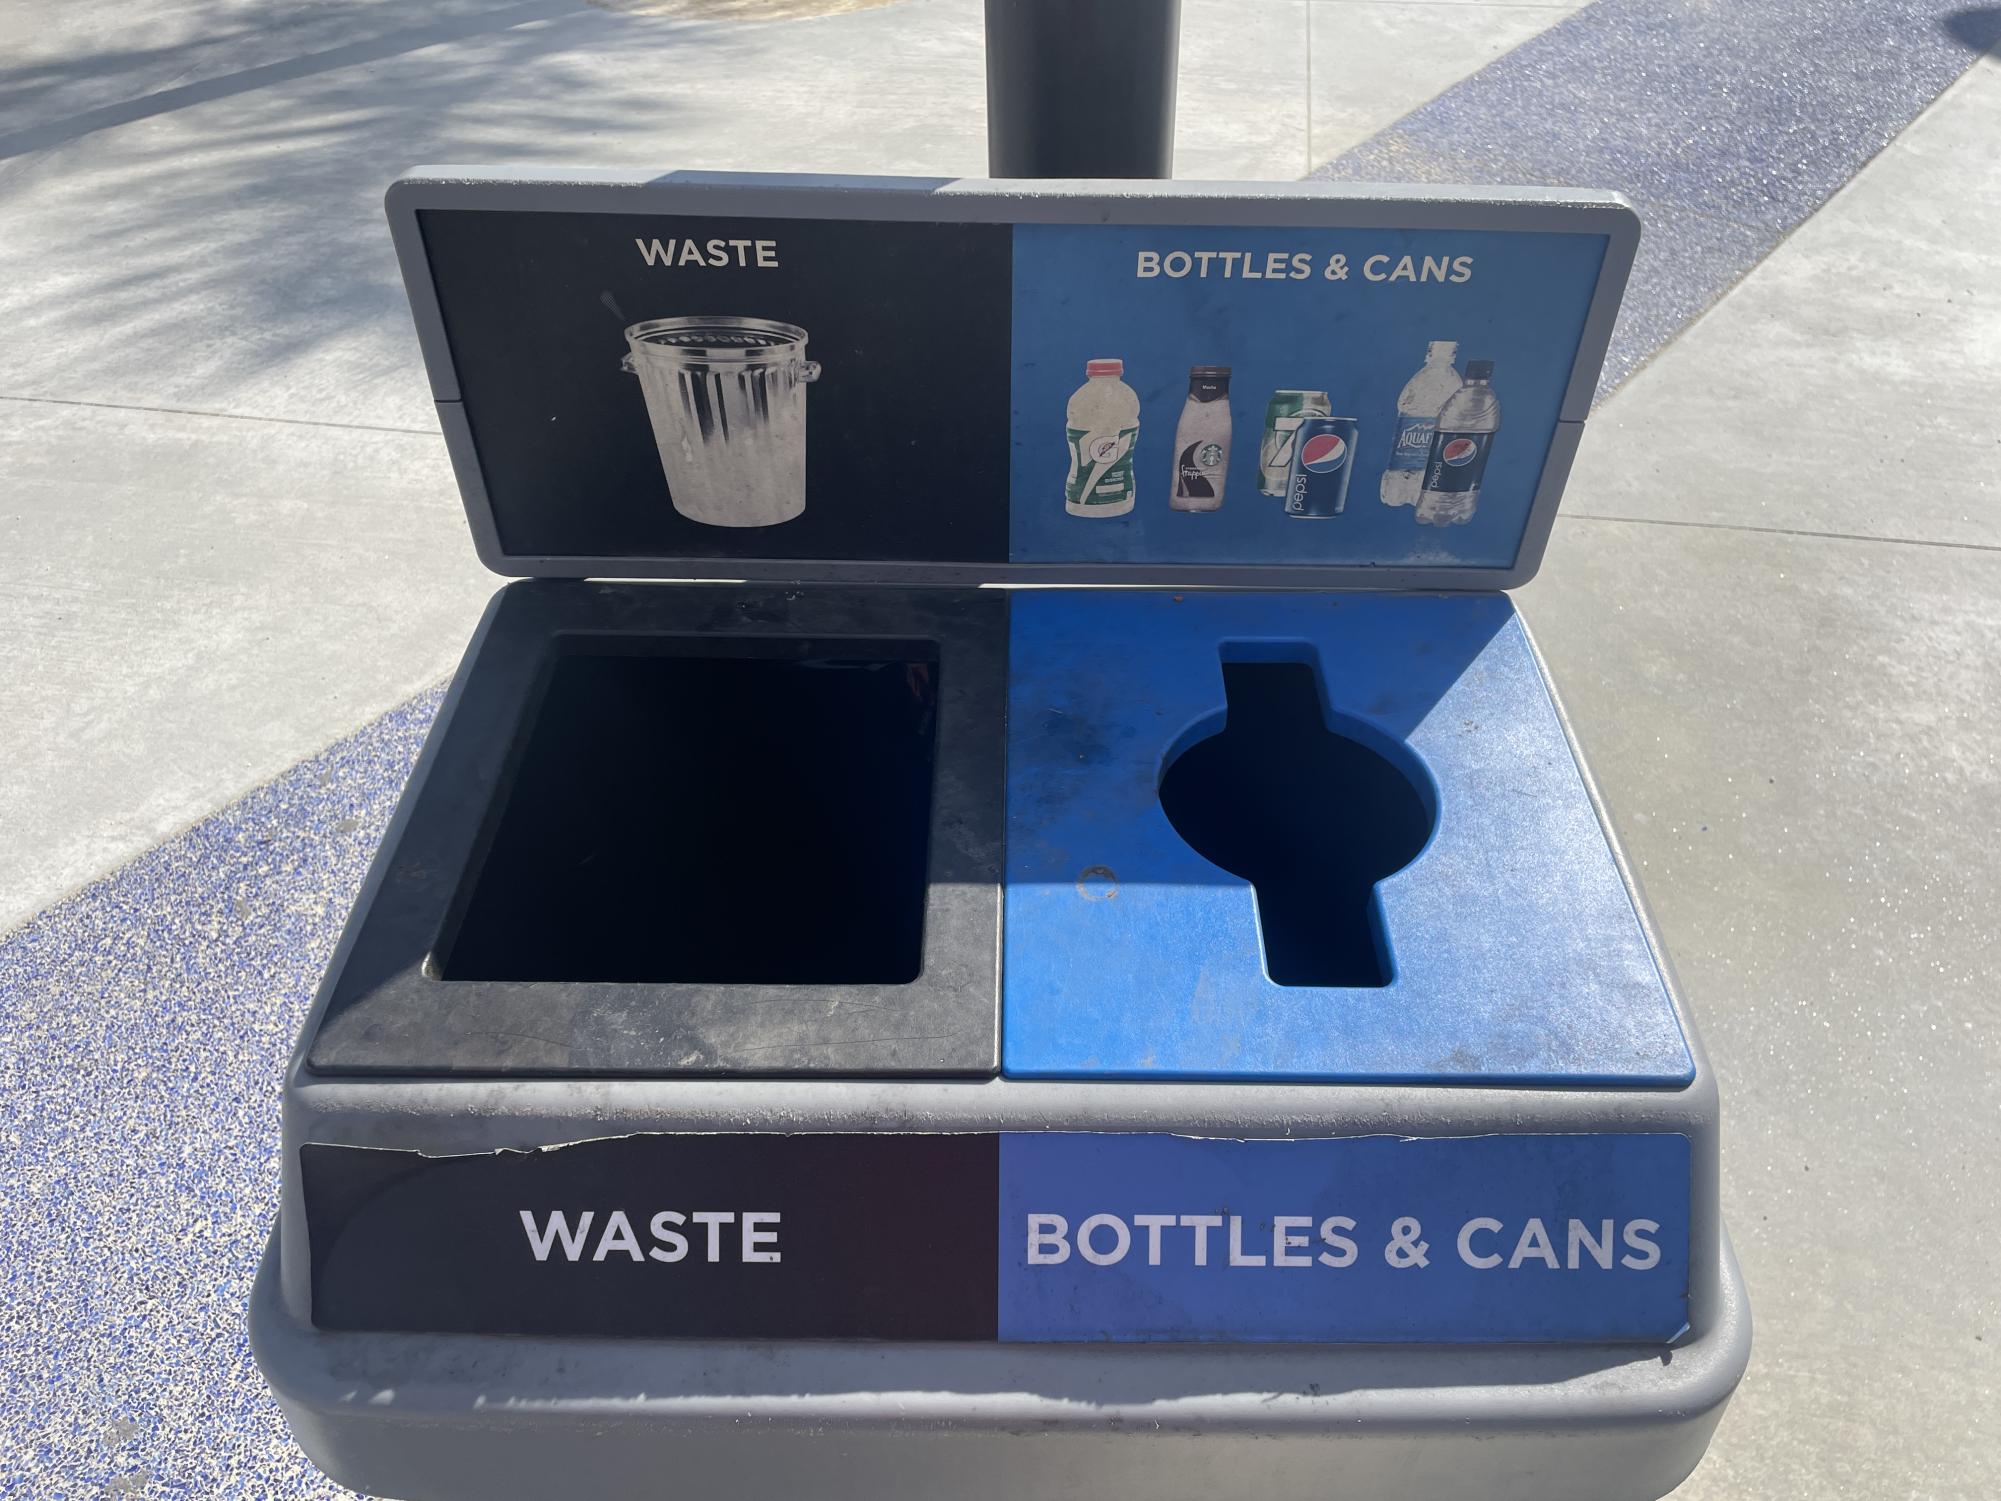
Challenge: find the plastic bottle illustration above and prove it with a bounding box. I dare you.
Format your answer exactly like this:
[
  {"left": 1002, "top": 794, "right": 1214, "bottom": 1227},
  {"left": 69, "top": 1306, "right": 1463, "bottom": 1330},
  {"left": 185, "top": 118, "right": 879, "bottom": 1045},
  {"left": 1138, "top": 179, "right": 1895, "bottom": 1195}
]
[
  {"left": 1170, "top": 366, "right": 1232, "bottom": 512},
  {"left": 1381, "top": 340, "right": 1462, "bottom": 508},
  {"left": 1416, "top": 359, "right": 1500, "bottom": 527},
  {"left": 1065, "top": 358, "right": 1141, "bottom": 517}
]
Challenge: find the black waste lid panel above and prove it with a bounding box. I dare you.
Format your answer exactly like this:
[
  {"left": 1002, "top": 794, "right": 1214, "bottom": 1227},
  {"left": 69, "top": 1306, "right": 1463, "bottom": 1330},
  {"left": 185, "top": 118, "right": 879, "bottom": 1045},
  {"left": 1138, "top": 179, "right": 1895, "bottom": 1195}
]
[{"left": 307, "top": 580, "right": 1006, "bottom": 1078}]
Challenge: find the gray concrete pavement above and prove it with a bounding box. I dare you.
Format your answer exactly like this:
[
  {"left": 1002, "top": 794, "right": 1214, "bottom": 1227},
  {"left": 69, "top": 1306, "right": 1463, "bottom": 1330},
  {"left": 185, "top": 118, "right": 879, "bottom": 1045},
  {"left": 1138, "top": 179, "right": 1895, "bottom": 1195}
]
[
  {"left": 0, "top": 397, "right": 486, "bottom": 928},
  {"left": 1309, "top": 0, "right": 1580, "bottom": 168},
  {"left": 0, "top": 0, "right": 1581, "bottom": 933},
  {"left": 1520, "top": 49, "right": 2001, "bottom": 1498},
  {"left": 1559, "top": 50, "right": 2001, "bottom": 549}
]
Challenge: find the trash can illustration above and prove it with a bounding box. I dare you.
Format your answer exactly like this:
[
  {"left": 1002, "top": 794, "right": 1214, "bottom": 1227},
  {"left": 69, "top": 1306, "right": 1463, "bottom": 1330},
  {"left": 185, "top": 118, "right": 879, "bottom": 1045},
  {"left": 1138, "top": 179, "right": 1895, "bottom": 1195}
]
[
  {"left": 250, "top": 172, "right": 1748, "bottom": 1501},
  {"left": 621, "top": 316, "right": 821, "bottom": 528}
]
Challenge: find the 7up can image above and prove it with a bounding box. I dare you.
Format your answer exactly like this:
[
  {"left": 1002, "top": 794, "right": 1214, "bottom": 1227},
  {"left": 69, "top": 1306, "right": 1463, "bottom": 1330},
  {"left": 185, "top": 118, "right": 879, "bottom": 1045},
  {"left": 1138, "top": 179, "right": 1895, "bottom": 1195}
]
[
  {"left": 1065, "top": 358, "right": 1141, "bottom": 517},
  {"left": 1258, "top": 389, "right": 1332, "bottom": 496},
  {"left": 1284, "top": 415, "right": 1360, "bottom": 518}
]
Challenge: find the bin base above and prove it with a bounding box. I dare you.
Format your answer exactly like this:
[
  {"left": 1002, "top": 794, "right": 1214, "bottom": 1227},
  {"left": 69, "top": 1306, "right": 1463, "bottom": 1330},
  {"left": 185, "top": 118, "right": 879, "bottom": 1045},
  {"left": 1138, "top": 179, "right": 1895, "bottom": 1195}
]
[{"left": 250, "top": 1224, "right": 1750, "bottom": 1501}]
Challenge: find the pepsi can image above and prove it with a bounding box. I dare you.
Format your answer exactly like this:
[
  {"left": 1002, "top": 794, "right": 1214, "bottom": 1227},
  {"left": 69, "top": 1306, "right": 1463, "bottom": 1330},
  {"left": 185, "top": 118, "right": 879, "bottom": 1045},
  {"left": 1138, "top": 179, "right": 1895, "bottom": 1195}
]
[{"left": 1284, "top": 415, "right": 1360, "bottom": 517}]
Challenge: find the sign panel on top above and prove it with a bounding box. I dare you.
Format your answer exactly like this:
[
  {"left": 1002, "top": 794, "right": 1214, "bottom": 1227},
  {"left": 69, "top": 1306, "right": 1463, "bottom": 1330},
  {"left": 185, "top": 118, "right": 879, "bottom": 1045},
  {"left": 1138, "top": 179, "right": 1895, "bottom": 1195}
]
[{"left": 394, "top": 172, "right": 1637, "bottom": 585}]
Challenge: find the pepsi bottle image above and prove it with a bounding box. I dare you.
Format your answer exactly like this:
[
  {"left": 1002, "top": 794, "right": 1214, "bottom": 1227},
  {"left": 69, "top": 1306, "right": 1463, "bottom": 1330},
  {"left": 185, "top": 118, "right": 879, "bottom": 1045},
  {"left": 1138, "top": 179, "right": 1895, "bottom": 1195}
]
[
  {"left": 1284, "top": 415, "right": 1360, "bottom": 518},
  {"left": 1416, "top": 359, "right": 1500, "bottom": 527}
]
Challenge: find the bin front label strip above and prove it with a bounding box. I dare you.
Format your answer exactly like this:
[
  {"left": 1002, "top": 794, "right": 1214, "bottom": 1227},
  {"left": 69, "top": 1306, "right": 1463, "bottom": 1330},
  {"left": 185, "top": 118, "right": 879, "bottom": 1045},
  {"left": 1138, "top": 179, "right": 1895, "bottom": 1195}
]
[{"left": 303, "top": 1130, "right": 1689, "bottom": 1343}]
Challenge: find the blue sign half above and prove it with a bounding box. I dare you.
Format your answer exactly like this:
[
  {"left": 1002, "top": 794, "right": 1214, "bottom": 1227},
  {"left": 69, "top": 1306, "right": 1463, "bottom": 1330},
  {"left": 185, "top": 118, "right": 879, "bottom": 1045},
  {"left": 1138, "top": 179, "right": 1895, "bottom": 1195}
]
[
  {"left": 998, "top": 1133, "right": 1690, "bottom": 1342},
  {"left": 1008, "top": 222, "right": 1608, "bottom": 567}
]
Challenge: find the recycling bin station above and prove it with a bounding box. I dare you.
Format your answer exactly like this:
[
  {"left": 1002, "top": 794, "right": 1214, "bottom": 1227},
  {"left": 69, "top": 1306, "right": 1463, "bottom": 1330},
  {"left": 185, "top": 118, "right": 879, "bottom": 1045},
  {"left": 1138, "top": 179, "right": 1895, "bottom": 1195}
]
[{"left": 249, "top": 170, "right": 1750, "bottom": 1501}]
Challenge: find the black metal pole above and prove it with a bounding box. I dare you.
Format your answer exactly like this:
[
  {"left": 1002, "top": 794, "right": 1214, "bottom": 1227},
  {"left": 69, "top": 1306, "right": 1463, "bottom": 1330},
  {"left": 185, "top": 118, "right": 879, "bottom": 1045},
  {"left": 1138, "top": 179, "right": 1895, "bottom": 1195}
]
[{"left": 984, "top": 0, "right": 1180, "bottom": 178}]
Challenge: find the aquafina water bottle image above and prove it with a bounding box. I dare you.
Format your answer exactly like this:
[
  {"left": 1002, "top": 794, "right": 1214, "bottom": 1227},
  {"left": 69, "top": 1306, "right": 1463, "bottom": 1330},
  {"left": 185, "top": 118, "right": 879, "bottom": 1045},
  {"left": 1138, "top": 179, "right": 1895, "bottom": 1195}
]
[{"left": 1381, "top": 340, "right": 1462, "bottom": 507}]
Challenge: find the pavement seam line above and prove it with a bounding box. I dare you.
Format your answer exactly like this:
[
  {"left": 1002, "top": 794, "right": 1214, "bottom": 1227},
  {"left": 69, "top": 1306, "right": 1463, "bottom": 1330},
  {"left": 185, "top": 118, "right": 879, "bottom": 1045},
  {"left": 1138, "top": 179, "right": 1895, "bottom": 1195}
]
[
  {"left": 0, "top": 392, "right": 437, "bottom": 437},
  {"left": 1559, "top": 512, "right": 2001, "bottom": 554}
]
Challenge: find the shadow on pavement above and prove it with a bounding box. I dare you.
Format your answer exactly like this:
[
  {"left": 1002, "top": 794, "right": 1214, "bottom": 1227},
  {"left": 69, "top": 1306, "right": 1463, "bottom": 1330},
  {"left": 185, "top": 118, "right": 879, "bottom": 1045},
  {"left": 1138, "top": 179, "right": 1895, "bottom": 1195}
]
[
  {"left": 0, "top": 0, "right": 740, "bottom": 426},
  {"left": 1939, "top": 5, "right": 2001, "bottom": 51},
  {"left": 0, "top": 0, "right": 582, "bottom": 160}
]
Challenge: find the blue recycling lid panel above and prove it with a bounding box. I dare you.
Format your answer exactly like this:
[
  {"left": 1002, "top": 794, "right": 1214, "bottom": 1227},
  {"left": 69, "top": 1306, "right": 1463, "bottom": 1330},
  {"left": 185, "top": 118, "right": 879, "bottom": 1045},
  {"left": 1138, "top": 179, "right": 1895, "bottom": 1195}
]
[
  {"left": 388, "top": 171, "right": 1636, "bottom": 589},
  {"left": 1001, "top": 589, "right": 1693, "bottom": 1085}
]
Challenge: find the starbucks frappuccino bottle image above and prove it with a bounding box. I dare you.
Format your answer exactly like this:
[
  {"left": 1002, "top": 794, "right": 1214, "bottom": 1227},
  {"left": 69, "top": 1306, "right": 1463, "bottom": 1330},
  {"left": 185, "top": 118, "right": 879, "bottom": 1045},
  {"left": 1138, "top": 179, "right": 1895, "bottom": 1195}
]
[
  {"left": 1065, "top": 358, "right": 1141, "bottom": 517},
  {"left": 1169, "top": 365, "right": 1232, "bottom": 512}
]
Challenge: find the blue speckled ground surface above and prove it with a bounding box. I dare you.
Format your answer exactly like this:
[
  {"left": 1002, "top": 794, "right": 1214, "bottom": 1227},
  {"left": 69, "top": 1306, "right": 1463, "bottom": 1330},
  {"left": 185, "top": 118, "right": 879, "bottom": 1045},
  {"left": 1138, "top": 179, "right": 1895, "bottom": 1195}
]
[
  {"left": 0, "top": 690, "right": 440, "bottom": 1499},
  {"left": 4, "top": 1, "right": 1997, "bottom": 1495},
  {"left": 1314, "top": 0, "right": 2001, "bottom": 394}
]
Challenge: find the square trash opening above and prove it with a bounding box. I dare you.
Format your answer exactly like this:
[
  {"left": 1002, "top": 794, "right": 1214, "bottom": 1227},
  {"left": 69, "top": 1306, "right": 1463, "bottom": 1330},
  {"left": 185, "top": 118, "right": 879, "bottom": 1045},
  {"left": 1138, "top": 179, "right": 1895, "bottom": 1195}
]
[{"left": 438, "top": 636, "right": 941, "bottom": 987}]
